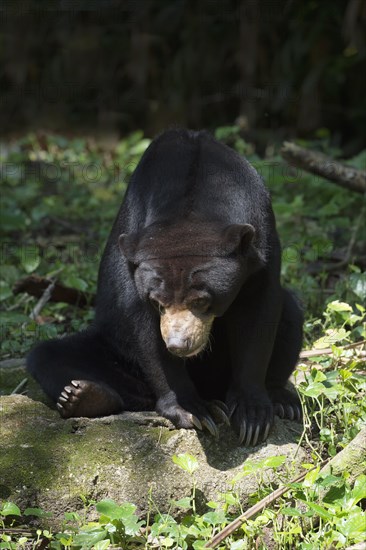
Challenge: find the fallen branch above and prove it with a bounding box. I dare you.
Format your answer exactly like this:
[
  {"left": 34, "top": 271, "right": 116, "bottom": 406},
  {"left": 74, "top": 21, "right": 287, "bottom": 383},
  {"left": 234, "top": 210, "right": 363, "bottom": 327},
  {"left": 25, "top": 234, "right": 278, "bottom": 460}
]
[
  {"left": 13, "top": 275, "right": 95, "bottom": 308},
  {"left": 299, "top": 340, "right": 365, "bottom": 359},
  {"left": 281, "top": 142, "right": 366, "bottom": 194}
]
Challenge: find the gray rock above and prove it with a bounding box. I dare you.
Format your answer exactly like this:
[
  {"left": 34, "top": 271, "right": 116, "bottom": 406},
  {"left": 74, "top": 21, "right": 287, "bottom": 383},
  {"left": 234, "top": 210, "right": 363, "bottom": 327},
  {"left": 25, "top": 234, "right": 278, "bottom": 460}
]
[{"left": 0, "top": 393, "right": 306, "bottom": 529}]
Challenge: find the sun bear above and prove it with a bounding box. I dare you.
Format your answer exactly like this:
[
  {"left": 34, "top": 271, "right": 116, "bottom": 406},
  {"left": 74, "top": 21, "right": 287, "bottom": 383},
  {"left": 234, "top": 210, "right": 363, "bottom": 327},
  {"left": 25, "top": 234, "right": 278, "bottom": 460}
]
[{"left": 27, "top": 129, "right": 303, "bottom": 446}]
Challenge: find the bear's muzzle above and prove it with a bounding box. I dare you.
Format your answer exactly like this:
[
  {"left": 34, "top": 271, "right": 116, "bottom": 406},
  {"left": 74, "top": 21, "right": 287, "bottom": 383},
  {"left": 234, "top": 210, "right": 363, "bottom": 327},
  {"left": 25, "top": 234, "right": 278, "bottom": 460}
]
[{"left": 160, "top": 307, "right": 214, "bottom": 358}]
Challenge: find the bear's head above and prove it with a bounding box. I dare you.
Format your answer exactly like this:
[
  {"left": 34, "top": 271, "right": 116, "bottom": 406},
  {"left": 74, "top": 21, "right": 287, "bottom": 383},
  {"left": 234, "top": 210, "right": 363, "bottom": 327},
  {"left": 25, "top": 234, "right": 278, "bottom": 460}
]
[{"left": 119, "top": 220, "right": 257, "bottom": 358}]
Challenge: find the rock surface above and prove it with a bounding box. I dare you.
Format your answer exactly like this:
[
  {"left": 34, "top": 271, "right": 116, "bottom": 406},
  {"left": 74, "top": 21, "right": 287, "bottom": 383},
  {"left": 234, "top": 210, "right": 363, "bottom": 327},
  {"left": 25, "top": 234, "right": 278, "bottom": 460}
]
[{"left": 0, "top": 361, "right": 306, "bottom": 529}]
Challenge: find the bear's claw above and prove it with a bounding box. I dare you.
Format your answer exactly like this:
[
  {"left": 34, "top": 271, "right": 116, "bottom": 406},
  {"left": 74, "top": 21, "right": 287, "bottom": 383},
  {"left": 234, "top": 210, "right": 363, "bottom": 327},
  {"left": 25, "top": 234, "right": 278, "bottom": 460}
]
[
  {"left": 156, "top": 395, "right": 229, "bottom": 436},
  {"left": 263, "top": 421, "right": 271, "bottom": 442},
  {"left": 270, "top": 387, "right": 303, "bottom": 422},
  {"left": 237, "top": 418, "right": 273, "bottom": 446},
  {"left": 201, "top": 416, "right": 219, "bottom": 438},
  {"left": 56, "top": 379, "right": 123, "bottom": 418},
  {"left": 274, "top": 403, "right": 302, "bottom": 422},
  {"left": 190, "top": 415, "right": 203, "bottom": 430},
  {"left": 208, "top": 400, "right": 230, "bottom": 426}
]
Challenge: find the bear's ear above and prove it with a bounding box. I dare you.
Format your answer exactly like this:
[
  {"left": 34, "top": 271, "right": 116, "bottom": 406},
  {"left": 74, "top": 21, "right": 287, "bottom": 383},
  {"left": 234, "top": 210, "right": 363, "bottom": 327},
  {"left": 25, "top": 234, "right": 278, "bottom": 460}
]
[
  {"left": 118, "top": 233, "right": 138, "bottom": 263},
  {"left": 222, "top": 224, "right": 255, "bottom": 255}
]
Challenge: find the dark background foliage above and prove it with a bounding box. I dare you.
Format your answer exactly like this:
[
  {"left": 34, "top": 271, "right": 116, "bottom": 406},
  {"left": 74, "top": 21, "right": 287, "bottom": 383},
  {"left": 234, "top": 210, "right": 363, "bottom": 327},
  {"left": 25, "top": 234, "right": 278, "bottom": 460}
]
[{"left": 1, "top": 0, "right": 365, "bottom": 153}]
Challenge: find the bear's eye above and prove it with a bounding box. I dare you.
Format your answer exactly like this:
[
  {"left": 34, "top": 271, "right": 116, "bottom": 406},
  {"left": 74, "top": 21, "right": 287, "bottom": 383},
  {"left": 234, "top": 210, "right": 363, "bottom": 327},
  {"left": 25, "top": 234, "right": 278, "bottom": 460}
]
[{"left": 189, "top": 297, "right": 210, "bottom": 312}]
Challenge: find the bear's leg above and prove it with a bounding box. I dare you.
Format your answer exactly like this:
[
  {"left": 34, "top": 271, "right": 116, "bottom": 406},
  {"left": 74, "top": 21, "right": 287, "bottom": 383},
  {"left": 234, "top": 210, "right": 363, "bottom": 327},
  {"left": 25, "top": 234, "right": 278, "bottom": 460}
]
[
  {"left": 266, "top": 289, "right": 303, "bottom": 421},
  {"left": 27, "top": 330, "right": 154, "bottom": 418}
]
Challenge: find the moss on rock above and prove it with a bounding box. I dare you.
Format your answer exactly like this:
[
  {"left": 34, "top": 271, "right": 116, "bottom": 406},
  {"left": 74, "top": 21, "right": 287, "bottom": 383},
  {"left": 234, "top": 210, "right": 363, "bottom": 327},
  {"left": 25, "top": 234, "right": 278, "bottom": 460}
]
[{"left": 0, "top": 394, "right": 306, "bottom": 529}]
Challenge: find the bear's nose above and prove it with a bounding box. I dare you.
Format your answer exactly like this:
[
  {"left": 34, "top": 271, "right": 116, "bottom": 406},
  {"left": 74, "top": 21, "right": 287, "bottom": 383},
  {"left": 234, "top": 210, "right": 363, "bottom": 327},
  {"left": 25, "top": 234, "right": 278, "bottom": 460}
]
[{"left": 166, "top": 338, "right": 191, "bottom": 356}]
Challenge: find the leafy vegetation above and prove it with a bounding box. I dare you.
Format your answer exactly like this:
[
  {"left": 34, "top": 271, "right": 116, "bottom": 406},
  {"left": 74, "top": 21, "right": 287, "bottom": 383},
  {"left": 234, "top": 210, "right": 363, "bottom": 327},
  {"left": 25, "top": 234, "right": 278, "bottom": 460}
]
[
  {"left": 1, "top": 455, "right": 365, "bottom": 548},
  {"left": 0, "top": 130, "right": 365, "bottom": 548}
]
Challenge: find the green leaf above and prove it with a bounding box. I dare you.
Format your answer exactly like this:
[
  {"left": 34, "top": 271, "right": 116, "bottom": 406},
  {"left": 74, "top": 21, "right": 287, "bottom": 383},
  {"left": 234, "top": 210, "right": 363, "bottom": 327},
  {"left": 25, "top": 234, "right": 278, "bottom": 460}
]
[
  {"left": 0, "top": 539, "right": 13, "bottom": 548},
  {"left": 215, "top": 126, "right": 240, "bottom": 140},
  {"left": 0, "top": 311, "right": 30, "bottom": 323},
  {"left": 351, "top": 474, "right": 366, "bottom": 504},
  {"left": 174, "top": 497, "right": 192, "bottom": 509},
  {"left": 304, "top": 501, "right": 333, "bottom": 520},
  {"left": 300, "top": 381, "right": 326, "bottom": 397},
  {"left": 338, "top": 510, "right": 366, "bottom": 537},
  {"left": 301, "top": 463, "right": 317, "bottom": 470},
  {"left": 21, "top": 247, "right": 41, "bottom": 274},
  {"left": 349, "top": 274, "right": 366, "bottom": 301},
  {"left": 159, "top": 537, "right": 174, "bottom": 547},
  {"left": 123, "top": 514, "right": 145, "bottom": 536},
  {"left": 64, "top": 511, "right": 81, "bottom": 522},
  {"left": 327, "top": 301, "right": 353, "bottom": 313},
  {"left": 130, "top": 139, "right": 151, "bottom": 155},
  {"left": 94, "top": 540, "right": 112, "bottom": 550},
  {"left": 59, "top": 536, "right": 73, "bottom": 546},
  {"left": 314, "top": 370, "right": 327, "bottom": 382},
  {"left": 313, "top": 328, "right": 349, "bottom": 349},
  {"left": 203, "top": 510, "right": 226, "bottom": 526},
  {"left": 0, "top": 281, "right": 12, "bottom": 301},
  {"left": 317, "top": 474, "right": 343, "bottom": 488},
  {"left": 172, "top": 453, "right": 199, "bottom": 474},
  {"left": 1, "top": 502, "right": 21, "bottom": 517},
  {"left": 206, "top": 500, "right": 219, "bottom": 509},
  {"left": 303, "top": 466, "right": 320, "bottom": 487},
  {"left": 322, "top": 485, "right": 346, "bottom": 504},
  {"left": 96, "top": 500, "right": 143, "bottom": 536},
  {"left": 222, "top": 493, "right": 238, "bottom": 506},
  {"left": 72, "top": 527, "right": 107, "bottom": 547},
  {"left": 63, "top": 275, "right": 88, "bottom": 291},
  {"left": 262, "top": 455, "right": 286, "bottom": 468},
  {"left": 96, "top": 499, "right": 136, "bottom": 521}
]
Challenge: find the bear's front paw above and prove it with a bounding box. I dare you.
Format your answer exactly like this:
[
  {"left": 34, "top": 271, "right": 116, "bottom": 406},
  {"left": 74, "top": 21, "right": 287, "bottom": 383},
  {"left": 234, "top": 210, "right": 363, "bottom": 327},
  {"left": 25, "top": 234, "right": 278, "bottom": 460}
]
[
  {"left": 156, "top": 394, "right": 230, "bottom": 437},
  {"left": 226, "top": 386, "right": 274, "bottom": 446}
]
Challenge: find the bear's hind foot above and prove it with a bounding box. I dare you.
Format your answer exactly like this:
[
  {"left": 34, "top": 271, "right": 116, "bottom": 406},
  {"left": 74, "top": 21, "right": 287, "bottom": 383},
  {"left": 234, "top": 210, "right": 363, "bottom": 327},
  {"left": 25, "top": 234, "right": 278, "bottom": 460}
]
[
  {"left": 268, "top": 387, "right": 302, "bottom": 422},
  {"left": 57, "top": 380, "right": 124, "bottom": 418}
]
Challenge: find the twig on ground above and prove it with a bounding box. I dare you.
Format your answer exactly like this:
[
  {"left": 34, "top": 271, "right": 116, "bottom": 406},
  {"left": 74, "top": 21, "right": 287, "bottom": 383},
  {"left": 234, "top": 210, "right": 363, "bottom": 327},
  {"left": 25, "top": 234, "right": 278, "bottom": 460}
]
[
  {"left": 11, "top": 378, "right": 28, "bottom": 395},
  {"left": 299, "top": 340, "right": 365, "bottom": 359},
  {"left": 30, "top": 280, "right": 56, "bottom": 320},
  {"left": 13, "top": 274, "right": 95, "bottom": 308}
]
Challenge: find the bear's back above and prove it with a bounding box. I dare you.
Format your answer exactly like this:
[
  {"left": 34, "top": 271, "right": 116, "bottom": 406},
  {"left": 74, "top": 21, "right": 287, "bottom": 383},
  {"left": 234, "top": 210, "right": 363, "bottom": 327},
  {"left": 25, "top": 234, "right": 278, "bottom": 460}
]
[{"left": 123, "top": 129, "right": 270, "bottom": 228}]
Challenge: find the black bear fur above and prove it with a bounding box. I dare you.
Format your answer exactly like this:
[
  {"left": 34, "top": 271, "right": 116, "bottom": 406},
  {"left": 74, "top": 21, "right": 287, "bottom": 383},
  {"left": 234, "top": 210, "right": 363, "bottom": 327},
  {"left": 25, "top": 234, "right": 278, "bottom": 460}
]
[{"left": 27, "top": 129, "right": 303, "bottom": 446}]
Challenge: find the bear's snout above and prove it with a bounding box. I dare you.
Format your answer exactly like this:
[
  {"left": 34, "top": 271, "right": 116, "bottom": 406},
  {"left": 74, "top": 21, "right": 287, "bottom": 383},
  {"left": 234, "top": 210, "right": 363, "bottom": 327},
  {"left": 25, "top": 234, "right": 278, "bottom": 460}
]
[
  {"left": 165, "top": 337, "right": 192, "bottom": 357},
  {"left": 160, "top": 307, "right": 214, "bottom": 358}
]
